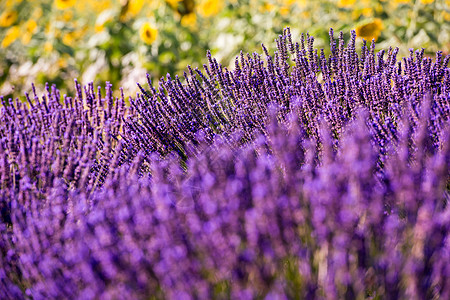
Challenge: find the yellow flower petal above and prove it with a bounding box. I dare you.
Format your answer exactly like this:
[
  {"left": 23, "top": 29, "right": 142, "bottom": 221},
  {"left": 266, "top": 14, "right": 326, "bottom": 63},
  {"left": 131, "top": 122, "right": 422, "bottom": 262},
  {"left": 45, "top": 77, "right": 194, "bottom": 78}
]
[
  {"left": 1, "top": 26, "right": 20, "bottom": 48},
  {"left": 261, "top": 2, "right": 275, "bottom": 13},
  {"left": 166, "top": 0, "right": 181, "bottom": 9},
  {"left": 362, "top": 7, "right": 373, "bottom": 17},
  {"left": 181, "top": 13, "right": 197, "bottom": 29},
  {"left": 44, "top": 41, "right": 53, "bottom": 52},
  {"left": 58, "top": 57, "right": 68, "bottom": 68},
  {"left": 62, "top": 31, "right": 76, "bottom": 46},
  {"left": 120, "top": 0, "right": 145, "bottom": 22},
  {"left": 95, "top": 24, "right": 104, "bottom": 33},
  {"left": 128, "top": 0, "right": 145, "bottom": 16},
  {"left": 62, "top": 11, "right": 73, "bottom": 22},
  {"left": 280, "top": 6, "right": 290, "bottom": 16},
  {"left": 337, "top": 0, "right": 356, "bottom": 8},
  {"left": 54, "top": 0, "right": 76, "bottom": 10},
  {"left": 32, "top": 7, "right": 43, "bottom": 19},
  {"left": 198, "top": 0, "right": 224, "bottom": 17},
  {"left": 21, "top": 32, "right": 32, "bottom": 45},
  {"left": 25, "top": 19, "right": 38, "bottom": 34},
  {"left": 443, "top": 11, "right": 450, "bottom": 22}
]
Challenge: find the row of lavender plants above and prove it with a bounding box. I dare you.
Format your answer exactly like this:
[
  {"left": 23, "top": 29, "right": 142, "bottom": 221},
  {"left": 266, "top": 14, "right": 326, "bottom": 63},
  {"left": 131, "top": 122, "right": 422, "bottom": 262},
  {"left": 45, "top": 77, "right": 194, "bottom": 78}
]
[{"left": 0, "top": 28, "right": 449, "bottom": 299}]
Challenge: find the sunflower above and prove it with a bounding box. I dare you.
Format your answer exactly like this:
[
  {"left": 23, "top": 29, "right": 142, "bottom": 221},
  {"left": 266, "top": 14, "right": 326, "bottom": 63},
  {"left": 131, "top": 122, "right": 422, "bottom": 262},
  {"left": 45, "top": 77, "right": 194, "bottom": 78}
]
[
  {"left": 1, "top": 26, "right": 20, "bottom": 48},
  {"left": 181, "top": 13, "right": 197, "bottom": 29},
  {"left": 62, "top": 31, "right": 76, "bottom": 46},
  {"left": 0, "top": 11, "right": 17, "bottom": 27},
  {"left": 261, "top": 2, "right": 275, "bottom": 13},
  {"left": 139, "top": 22, "right": 158, "bottom": 45},
  {"left": 355, "top": 19, "right": 383, "bottom": 41},
  {"left": 21, "top": 19, "right": 38, "bottom": 45},
  {"left": 54, "top": 0, "right": 76, "bottom": 10},
  {"left": 337, "top": 0, "right": 356, "bottom": 8},
  {"left": 128, "top": 0, "right": 145, "bottom": 17},
  {"left": 166, "top": 0, "right": 181, "bottom": 9},
  {"left": 120, "top": 0, "right": 145, "bottom": 22},
  {"left": 25, "top": 19, "right": 38, "bottom": 33},
  {"left": 198, "top": 0, "right": 224, "bottom": 17},
  {"left": 44, "top": 41, "right": 53, "bottom": 53}
]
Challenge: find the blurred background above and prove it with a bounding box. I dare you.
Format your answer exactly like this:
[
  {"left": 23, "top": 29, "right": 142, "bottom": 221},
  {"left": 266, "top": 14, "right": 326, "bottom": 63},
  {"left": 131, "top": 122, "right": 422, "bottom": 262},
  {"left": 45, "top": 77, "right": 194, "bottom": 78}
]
[{"left": 0, "top": 0, "right": 449, "bottom": 99}]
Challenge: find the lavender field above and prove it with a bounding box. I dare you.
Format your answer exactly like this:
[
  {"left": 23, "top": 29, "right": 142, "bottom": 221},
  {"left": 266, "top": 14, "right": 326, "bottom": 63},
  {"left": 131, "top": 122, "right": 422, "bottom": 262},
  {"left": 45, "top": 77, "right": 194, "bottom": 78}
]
[{"left": 0, "top": 28, "right": 449, "bottom": 299}]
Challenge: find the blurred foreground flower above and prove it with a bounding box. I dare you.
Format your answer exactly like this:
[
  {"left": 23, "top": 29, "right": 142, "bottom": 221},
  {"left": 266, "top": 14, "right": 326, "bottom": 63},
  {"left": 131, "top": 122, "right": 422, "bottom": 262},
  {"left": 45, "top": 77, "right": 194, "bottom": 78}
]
[
  {"left": 139, "top": 22, "right": 158, "bottom": 44},
  {"left": 355, "top": 18, "right": 383, "bottom": 41},
  {"left": 0, "top": 10, "right": 17, "bottom": 27},
  {"left": 54, "top": 0, "right": 76, "bottom": 10},
  {"left": 1, "top": 25, "right": 19, "bottom": 48}
]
